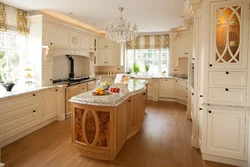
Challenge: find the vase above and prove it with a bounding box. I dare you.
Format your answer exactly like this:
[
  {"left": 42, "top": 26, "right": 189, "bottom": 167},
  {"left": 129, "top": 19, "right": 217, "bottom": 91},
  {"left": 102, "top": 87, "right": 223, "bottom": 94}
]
[{"left": 2, "top": 83, "right": 15, "bottom": 91}]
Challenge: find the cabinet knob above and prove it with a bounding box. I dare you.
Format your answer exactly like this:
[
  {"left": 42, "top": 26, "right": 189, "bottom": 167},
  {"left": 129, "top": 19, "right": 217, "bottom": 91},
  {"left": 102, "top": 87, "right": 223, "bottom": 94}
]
[
  {"left": 208, "top": 110, "right": 212, "bottom": 113},
  {"left": 50, "top": 79, "right": 52, "bottom": 81},
  {"left": 56, "top": 89, "right": 58, "bottom": 91},
  {"left": 90, "top": 48, "right": 92, "bottom": 50},
  {"left": 143, "top": 93, "right": 146, "bottom": 95},
  {"left": 50, "top": 43, "right": 53, "bottom": 45},
  {"left": 209, "top": 64, "right": 212, "bottom": 67},
  {"left": 82, "top": 88, "right": 84, "bottom": 90},
  {"left": 192, "top": 58, "right": 195, "bottom": 60},
  {"left": 225, "top": 71, "right": 229, "bottom": 74},
  {"left": 199, "top": 108, "right": 202, "bottom": 110},
  {"left": 33, "top": 94, "right": 36, "bottom": 96},
  {"left": 128, "top": 100, "right": 131, "bottom": 102},
  {"left": 33, "top": 110, "right": 36, "bottom": 112},
  {"left": 176, "top": 80, "right": 177, "bottom": 82},
  {"left": 165, "top": 79, "right": 168, "bottom": 81},
  {"left": 225, "top": 88, "right": 229, "bottom": 91},
  {"left": 192, "top": 93, "right": 194, "bottom": 96},
  {"left": 200, "top": 95, "right": 203, "bottom": 97}
]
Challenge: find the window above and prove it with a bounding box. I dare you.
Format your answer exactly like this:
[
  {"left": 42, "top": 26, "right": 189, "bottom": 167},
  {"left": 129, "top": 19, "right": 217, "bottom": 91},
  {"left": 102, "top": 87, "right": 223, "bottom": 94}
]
[
  {"left": 0, "top": 32, "right": 26, "bottom": 83},
  {"left": 126, "top": 49, "right": 169, "bottom": 75}
]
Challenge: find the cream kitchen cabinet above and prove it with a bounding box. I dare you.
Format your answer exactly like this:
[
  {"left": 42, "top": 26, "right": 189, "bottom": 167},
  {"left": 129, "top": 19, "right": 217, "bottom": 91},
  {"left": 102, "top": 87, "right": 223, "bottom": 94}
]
[
  {"left": 206, "top": 107, "right": 246, "bottom": 159},
  {"left": 78, "top": 82, "right": 88, "bottom": 94},
  {"left": 87, "top": 80, "right": 96, "bottom": 91},
  {"left": 0, "top": 92, "right": 41, "bottom": 143},
  {"left": 42, "top": 88, "right": 57, "bottom": 121},
  {"left": 98, "top": 38, "right": 114, "bottom": 49},
  {"left": 174, "top": 79, "right": 187, "bottom": 102},
  {"left": 89, "top": 37, "right": 97, "bottom": 52},
  {"left": 96, "top": 38, "right": 121, "bottom": 66},
  {"left": 179, "top": 35, "right": 189, "bottom": 58},
  {"left": 158, "top": 78, "right": 175, "bottom": 98},
  {"left": 209, "top": 1, "right": 248, "bottom": 69}
]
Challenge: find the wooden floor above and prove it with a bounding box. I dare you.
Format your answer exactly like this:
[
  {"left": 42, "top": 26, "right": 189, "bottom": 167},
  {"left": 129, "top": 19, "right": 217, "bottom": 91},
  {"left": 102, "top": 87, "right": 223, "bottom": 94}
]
[{"left": 2, "top": 101, "right": 236, "bottom": 167}]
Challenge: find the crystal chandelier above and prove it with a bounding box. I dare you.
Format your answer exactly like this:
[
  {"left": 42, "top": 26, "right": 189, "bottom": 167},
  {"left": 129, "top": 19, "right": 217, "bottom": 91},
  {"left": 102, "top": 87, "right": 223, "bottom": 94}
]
[{"left": 105, "top": 7, "right": 138, "bottom": 43}]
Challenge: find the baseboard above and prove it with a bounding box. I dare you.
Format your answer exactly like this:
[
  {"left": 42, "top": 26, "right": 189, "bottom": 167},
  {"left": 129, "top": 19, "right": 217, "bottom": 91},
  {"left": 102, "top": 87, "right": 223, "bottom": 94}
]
[
  {"left": 202, "top": 153, "right": 247, "bottom": 167},
  {"left": 158, "top": 97, "right": 187, "bottom": 105},
  {"left": 1, "top": 117, "right": 57, "bottom": 148},
  {"left": 0, "top": 163, "right": 5, "bottom": 167}
]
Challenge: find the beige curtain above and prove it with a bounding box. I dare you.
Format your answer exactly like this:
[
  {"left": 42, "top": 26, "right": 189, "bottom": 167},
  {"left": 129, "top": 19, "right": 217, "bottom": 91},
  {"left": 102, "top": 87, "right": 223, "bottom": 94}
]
[
  {"left": 0, "top": 3, "right": 29, "bottom": 34},
  {"left": 126, "top": 34, "right": 169, "bottom": 49}
]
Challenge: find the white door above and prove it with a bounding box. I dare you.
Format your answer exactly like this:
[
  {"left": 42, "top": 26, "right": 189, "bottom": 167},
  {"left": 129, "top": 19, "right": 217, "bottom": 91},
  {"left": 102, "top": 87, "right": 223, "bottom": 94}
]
[{"left": 207, "top": 108, "right": 246, "bottom": 158}]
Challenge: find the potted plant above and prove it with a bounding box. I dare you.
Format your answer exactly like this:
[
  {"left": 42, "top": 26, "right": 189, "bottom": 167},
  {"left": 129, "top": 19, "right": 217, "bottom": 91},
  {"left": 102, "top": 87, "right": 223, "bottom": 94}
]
[
  {"left": 0, "top": 67, "right": 17, "bottom": 91},
  {"left": 145, "top": 64, "right": 150, "bottom": 75},
  {"left": 133, "top": 63, "right": 140, "bottom": 75}
]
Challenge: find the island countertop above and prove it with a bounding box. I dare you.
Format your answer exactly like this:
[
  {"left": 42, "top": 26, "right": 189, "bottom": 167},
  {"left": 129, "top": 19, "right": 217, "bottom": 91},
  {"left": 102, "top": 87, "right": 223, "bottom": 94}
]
[{"left": 69, "top": 79, "right": 148, "bottom": 106}]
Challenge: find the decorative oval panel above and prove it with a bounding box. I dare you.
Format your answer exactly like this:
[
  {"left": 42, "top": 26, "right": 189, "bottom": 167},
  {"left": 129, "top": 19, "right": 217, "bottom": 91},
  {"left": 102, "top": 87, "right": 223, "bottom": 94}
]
[{"left": 84, "top": 110, "right": 97, "bottom": 145}]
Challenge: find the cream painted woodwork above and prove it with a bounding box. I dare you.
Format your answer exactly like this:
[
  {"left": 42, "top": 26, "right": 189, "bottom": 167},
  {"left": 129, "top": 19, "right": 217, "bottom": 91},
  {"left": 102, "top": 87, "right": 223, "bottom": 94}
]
[
  {"left": 194, "top": 0, "right": 250, "bottom": 166},
  {"left": 174, "top": 79, "right": 187, "bottom": 102},
  {"left": 208, "top": 71, "right": 247, "bottom": 87},
  {"left": 42, "top": 23, "right": 54, "bottom": 45},
  {"left": 56, "top": 87, "right": 66, "bottom": 121},
  {"left": 80, "top": 34, "right": 90, "bottom": 50},
  {"left": 96, "top": 38, "right": 121, "bottom": 66},
  {"left": 206, "top": 107, "right": 246, "bottom": 159},
  {"left": 98, "top": 38, "right": 114, "bottom": 49},
  {"left": 209, "top": 1, "right": 248, "bottom": 69},
  {"left": 41, "top": 88, "right": 57, "bottom": 121},
  {"left": 101, "top": 76, "right": 115, "bottom": 84},
  {"left": 0, "top": 92, "right": 41, "bottom": 142},
  {"left": 71, "top": 89, "right": 146, "bottom": 160},
  {"left": 42, "top": 65, "right": 53, "bottom": 86},
  {"left": 89, "top": 37, "right": 97, "bottom": 52},
  {"left": 87, "top": 80, "right": 96, "bottom": 91},
  {"left": 89, "top": 53, "right": 95, "bottom": 78},
  {"left": 179, "top": 35, "right": 189, "bottom": 58},
  {"left": 66, "top": 85, "right": 79, "bottom": 115},
  {"left": 158, "top": 78, "right": 175, "bottom": 98},
  {"left": 208, "top": 87, "right": 246, "bottom": 105}
]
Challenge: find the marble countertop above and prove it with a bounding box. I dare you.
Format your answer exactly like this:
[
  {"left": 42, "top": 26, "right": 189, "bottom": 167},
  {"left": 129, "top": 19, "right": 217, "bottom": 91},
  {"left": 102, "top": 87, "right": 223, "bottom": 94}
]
[
  {"left": 69, "top": 79, "right": 148, "bottom": 107},
  {"left": 203, "top": 103, "right": 250, "bottom": 110},
  {"left": 0, "top": 84, "right": 65, "bottom": 100},
  {"left": 96, "top": 74, "right": 188, "bottom": 80}
]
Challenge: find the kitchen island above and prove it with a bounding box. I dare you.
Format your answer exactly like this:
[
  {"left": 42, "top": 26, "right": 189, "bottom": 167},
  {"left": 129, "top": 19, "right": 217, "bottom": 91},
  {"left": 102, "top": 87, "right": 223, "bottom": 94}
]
[{"left": 69, "top": 79, "right": 148, "bottom": 160}]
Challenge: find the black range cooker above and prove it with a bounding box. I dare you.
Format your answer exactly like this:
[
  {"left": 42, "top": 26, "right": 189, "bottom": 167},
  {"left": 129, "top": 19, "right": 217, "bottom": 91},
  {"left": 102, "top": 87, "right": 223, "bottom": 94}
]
[{"left": 53, "top": 76, "right": 94, "bottom": 86}]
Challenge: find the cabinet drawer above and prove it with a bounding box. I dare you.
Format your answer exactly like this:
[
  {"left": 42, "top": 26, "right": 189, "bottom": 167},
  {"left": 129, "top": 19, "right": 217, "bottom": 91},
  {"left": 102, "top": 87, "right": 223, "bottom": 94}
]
[
  {"left": 87, "top": 81, "right": 96, "bottom": 91},
  {"left": 0, "top": 107, "right": 40, "bottom": 141},
  {"left": 0, "top": 92, "right": 40, "bottom": 114},
  {"left": 208, "top": 87, "right": 246, "bottom": 104},
  {"left": 78, "top": 83, "right": 87, "bottom": 93},
  {"left": 208, "top": 71, "right": 247, "bottom": 86}
]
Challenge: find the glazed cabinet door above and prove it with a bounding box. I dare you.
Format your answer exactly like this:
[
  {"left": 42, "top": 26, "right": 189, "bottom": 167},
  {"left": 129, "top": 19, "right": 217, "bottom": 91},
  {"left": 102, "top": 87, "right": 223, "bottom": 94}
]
[
  {"left": 209, "top": 1, "right": 248, "bottom": 69},
  {"left": 206, "top": 108, "right": 246, "bottom": 158}
]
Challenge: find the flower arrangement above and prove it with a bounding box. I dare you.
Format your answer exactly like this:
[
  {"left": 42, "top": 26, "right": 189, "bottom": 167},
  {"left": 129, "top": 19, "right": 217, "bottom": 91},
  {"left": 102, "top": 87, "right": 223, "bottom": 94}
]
[{"left": 0, "top": 67, "right": 18, "bottom": 91}]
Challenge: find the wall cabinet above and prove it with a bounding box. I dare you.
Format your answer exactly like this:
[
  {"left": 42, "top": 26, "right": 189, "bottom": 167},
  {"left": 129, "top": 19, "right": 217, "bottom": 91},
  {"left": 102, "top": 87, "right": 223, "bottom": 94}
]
[
  {"left": 96, "top": 38, "right": 121, "bottom": 66},
  {"left": 174, "top": 79, "right": 187, "bottom": 102},
  {"left": 158, "top": 79, "right": 175, "bottom": 98},
  {"left": 206, "top": 108, "right": 246, "bottom": 159},
  {"left": 179, "top": 36, "right": 189, "bottom": 58},
  {"left": 42, "top": 88, "right": 57, "bottom": 121},
  {"left": 209, "top": 1, "right": 248, "bottom": 69}
]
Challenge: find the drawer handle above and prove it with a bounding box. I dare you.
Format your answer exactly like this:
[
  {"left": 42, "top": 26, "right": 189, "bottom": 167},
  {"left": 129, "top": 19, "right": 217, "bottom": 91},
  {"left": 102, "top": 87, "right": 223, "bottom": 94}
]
[
  {"left": 208, "top": 110, "right": 212, "bottom": 113},
  {"left": 128, "top": 100, "right": 131, "bottom": 102},
  {"left": 33, "top": 110, "right": 36, "bottom": 113},
  {"left": 33, "top": 94, "right": 36, "bottom": 96},
  {"left": 143, "top": 93, "right": 146, "bottom": 95},
  {"left": 225, "top": 71, "right": 229, "bottom": 74},
  {"left": 225, "top": 88, "right": 229, "bottom": 91}
]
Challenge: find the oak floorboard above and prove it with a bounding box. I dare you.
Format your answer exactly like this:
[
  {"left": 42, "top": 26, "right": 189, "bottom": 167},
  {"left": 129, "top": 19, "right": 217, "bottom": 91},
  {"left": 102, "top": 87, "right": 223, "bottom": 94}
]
[{"left": 1, "top": 101, "right": 236, "bottom": 167}]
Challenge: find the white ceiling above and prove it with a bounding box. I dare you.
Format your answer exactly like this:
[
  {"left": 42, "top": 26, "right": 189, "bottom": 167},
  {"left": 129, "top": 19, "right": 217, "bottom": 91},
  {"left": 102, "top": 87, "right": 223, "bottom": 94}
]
[{"left": 2, "top": 0, "right": 191, "bottom": 33}]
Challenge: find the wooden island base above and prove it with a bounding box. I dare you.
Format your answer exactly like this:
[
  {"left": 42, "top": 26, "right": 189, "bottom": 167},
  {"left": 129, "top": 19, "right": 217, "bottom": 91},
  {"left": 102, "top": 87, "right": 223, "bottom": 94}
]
[{"left": 71, "top": 89, "right": 147, "bottom": 160}]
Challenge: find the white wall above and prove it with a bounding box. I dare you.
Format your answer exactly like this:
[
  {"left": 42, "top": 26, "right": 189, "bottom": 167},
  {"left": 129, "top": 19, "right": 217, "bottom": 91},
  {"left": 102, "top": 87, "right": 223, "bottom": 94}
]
[{"left": 53, "top": 55, "right": 89, "bottom": 80}]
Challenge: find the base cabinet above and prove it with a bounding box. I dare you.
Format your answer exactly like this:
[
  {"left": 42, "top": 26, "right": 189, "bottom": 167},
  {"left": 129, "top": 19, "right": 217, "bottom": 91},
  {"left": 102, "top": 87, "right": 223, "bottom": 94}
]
[
  {"left": 158, "top": 78, "right": 175, "bottom": 98},
  {"left": 206, "top": 108, "right": 246, "bottom": 159},
  {"left": 174, "top": 79, "right": 187, "bottom": 102},
  {"left": 42, "top": 88, "right": 57, "bottom": 121}
]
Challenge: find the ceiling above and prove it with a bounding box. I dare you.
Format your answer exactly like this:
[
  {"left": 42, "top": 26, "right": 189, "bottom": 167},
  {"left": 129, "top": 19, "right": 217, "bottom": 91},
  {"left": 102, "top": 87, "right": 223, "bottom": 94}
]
[{"left": 2, "top": 0, "right": 191, "bottom": 34}]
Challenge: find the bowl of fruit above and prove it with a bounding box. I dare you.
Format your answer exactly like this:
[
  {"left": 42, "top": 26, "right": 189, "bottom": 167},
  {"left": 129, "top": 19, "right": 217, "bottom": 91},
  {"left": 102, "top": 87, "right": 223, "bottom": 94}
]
[
  {"left": 99, "top": 81, "right": 110, "bottom": 90},
  {"left": 93, "top": 87, "right": 108, "bottom": 95}
]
